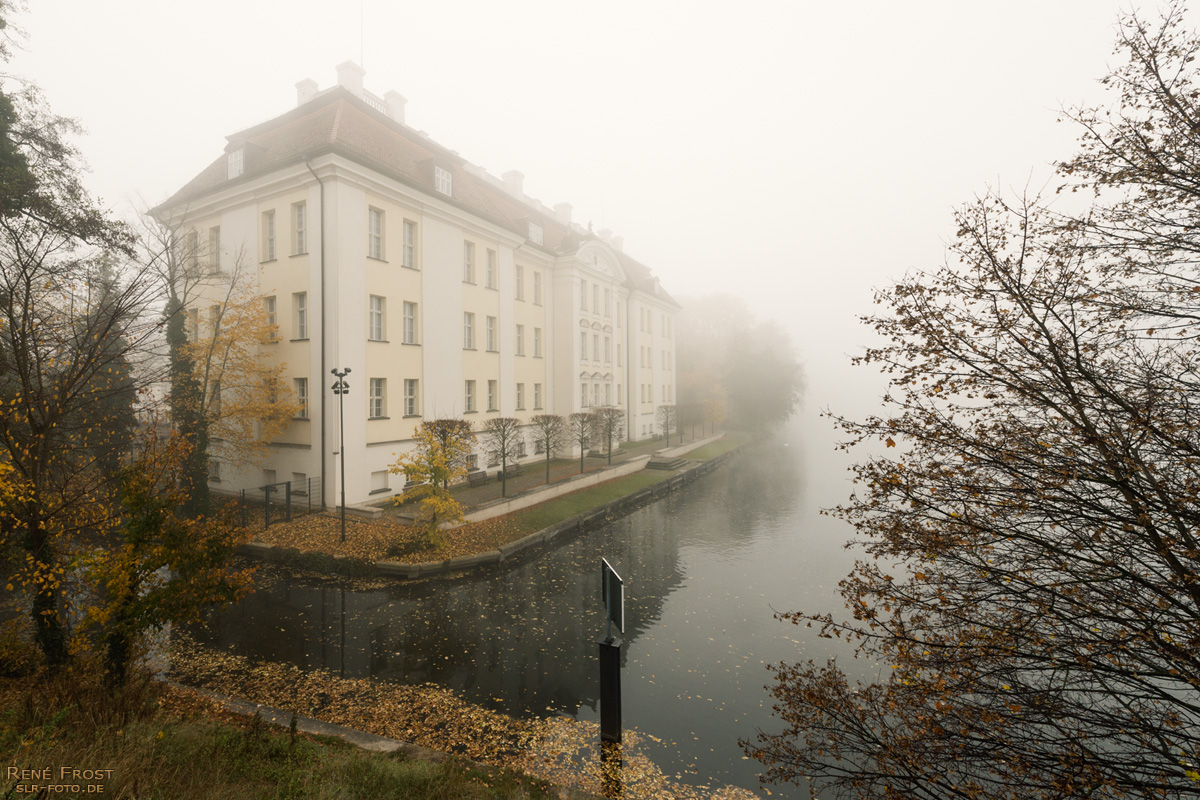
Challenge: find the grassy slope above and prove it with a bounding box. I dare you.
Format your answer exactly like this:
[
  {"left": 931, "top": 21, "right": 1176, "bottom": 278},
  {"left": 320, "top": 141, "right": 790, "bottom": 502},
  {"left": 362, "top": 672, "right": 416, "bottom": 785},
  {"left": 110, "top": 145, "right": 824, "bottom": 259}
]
[{"left": 0, "top": 672, "right": 550, "bottom": 800}]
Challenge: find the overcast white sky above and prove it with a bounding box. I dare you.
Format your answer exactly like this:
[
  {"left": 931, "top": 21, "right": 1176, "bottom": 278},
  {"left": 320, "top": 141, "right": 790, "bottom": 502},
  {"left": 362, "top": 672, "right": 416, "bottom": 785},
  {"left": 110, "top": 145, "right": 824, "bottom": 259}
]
[{"left": 7, "top": 0, "right": 1189, "bottom": 420}]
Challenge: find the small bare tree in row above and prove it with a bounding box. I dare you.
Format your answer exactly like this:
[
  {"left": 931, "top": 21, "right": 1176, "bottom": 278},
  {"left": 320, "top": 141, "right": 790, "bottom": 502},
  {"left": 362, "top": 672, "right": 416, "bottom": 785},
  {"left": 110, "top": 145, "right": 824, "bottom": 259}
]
[
  {"left": 590, "top": 406, "right": 626, "bottom": 465},
  {"left": 479, "top": 416, "right": 523, "bottom": 497},
  {"left": 568, "top": 412, "right": 592, "bottom": 473},
  {"left": 529, "top": 413, "right": 566, "bottom": 484},
  {"left": 656, "top": 404, "right": 679, "bottom": 446}
]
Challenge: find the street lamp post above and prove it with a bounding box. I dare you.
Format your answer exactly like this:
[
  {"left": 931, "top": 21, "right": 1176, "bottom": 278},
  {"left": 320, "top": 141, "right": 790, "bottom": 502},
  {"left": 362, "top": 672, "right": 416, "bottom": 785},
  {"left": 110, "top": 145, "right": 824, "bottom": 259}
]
[{"left": 331, "top": 367, "right": 351, "bottom": 542}]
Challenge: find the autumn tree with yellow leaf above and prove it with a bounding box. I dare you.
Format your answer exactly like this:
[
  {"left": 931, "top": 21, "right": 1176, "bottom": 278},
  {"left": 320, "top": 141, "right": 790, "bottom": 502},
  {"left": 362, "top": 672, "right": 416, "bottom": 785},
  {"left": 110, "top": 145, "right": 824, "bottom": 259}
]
[
  {"left": 143, "top": 220, "right": 299, "bottom": 515},
  {"left": 0, "top": 68, "right": 165, "bottom": 665},
  {"left": 81, "top": 424, "right": 253, "bottom": 687},
  {"left": 390, "top": 419, "right": 475, "bottom": 547},
  {"left": 745, "top": 6, "right": 1200, "bottom": 798}
]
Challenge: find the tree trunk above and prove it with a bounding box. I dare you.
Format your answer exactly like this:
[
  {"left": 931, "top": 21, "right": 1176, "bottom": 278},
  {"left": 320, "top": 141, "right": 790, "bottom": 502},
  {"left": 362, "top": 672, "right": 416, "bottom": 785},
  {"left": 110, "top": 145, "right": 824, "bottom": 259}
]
[{"left": 26, "top": 515, "right": 67, "bottom": 666}]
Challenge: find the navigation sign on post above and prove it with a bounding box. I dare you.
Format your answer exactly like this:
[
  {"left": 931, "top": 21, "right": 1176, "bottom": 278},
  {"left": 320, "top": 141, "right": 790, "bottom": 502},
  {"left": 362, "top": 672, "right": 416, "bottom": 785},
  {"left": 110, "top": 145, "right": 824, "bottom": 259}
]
[
  {"left": 601, "top": 557, "right": 624, "bottom": 640},
  {"left": 598, "top": 557, "right": 625, "bottom": 744}
]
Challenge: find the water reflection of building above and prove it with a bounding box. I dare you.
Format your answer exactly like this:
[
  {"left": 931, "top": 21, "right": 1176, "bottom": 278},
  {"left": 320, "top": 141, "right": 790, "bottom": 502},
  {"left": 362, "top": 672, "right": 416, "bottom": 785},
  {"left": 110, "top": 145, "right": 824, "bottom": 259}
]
[
  {"left": 190, "top": 449, "right": 828, "bottom": 795},
  {"left": 194, "top": 503, "right": 690, "bottom": 715}
]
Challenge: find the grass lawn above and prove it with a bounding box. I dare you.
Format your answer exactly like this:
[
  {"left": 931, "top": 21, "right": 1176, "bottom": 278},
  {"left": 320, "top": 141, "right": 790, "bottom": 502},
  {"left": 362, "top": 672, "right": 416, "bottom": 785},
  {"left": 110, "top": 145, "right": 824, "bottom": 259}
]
[
  {"left": 0, "top": 667, "right": 551, "bottom": 800},
  {"left": 250, "top": 430, "right": 747, "bottom": 567},
  {"left": 684, "top": 431, "right": 752, "bottom": 460},
  {"left": 500, "top": 469, "right": 675, "bottom": 535}
]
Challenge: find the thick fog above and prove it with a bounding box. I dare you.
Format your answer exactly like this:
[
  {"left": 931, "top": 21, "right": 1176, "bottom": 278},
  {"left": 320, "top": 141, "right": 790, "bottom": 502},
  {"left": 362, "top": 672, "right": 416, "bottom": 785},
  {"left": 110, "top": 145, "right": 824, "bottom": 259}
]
[{"left": 10, "top": 0, "right": 1186, "bottom": 436}]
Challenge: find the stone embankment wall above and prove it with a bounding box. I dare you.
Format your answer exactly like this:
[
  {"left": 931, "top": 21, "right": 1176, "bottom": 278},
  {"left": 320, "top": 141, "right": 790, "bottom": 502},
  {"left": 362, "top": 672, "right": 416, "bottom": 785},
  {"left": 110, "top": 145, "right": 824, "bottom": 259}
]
[{"left": 239, "top": 435, "right": 743, "bottom": 580}]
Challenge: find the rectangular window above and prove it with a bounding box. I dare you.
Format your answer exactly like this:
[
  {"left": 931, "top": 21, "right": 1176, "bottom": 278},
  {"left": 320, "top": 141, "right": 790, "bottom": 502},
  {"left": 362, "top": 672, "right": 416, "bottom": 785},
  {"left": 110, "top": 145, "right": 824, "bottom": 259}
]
[
  {"left": 516, "top": 382, "right": 525, "bottom": 410},
  {"left": 581, "top": 280, "right": 588, "bottom": 311},
  {"left": 187, "top": 309, "right": 199, "bottom": 343},
  {"left": 464, "top": 380, "right": 476, "bottom": 413},
  {"left": 404, "top": 378, "right": 418, "bottom": 416},
  {"left": 293, "top": 202, "right": 307, "bottom": 254},
  {"left": 515, "top": 264, "right": 525, "bottom": 301},
  {"left": 581, "top": 382, "right": 588, "bottom": 407},
  {"left": 580, "top": 331, "right": 588, "bottom": 359},
  {"left": 403, "top": 301, "right": 417, "bottom": 344},
  {"left": 604, "top": 288, "right": 611, "bottom": 317},
  {"left": 369, "top": 378, "right": 386, "bottom": 418},
  {"left": 593, "top": 284, "right": 599, "bottom": 313},
  {"left": 533, "top": 327, "right": 542, "bottom": 357},
  {"left": 617, "top": 344, "right": 622, "bottom": 367},
  {"left": 295, "top": 377, "right": 309, "bottom": 418},
  {"left": 529, "top": 221, "right": 542, "bottom": 245},
  {"left": 294, "top": 292, "right": 308, "bottom": 339},
  {"left": 369, "top": 295, "right": 385, "bottom": 341},
  {"left": 184, "top": 230, "right": 199, "bottom": 276},
  {"left": 403, "top": 220, "right": 416, "bottom": 268},
  {"left": 264, "top": 296, "right": 278, "bottom": 341},
  {"left": 291, "top": 472, "right": 308, "bottom": 494},
  {"left": 593, "top": 333, "right": 600, "bottom": 361},
  {"left": 533, "top": 271, "right": 542, "bottom": 305},
  {"left": 463, "top": 312, "right": 475, "bottom": 349},
  {"left": 486, "top": 316, "right": 497, "bottom": 351},
  {"left": 208, "top": 460, "right": 221, "bottom": 482},
  {"left": 593, "top": 384, "right": 600, "bottom": 406},
  {"left": 516, "top": 324, "right": 525, "bottom": 356},
  {"left": 486, "top": 249, "right": 497, "bottom": 288},
  {"left": 605, "top": 383, "right": 611, "bottom": 405},
  {"left": 435, "top": 165, "right": 452, "bottom": 195},
  {"left": 605, "top": 336, "right": 612, "bottom": 363},
  {"left": 463, "top": 241, "right": 475, "bottom": 283},
  {"left": 488, "top": 379, "right": 498, "bottom": 411},
  {"left": 227, "top": 149, "right": 243, "bottom": 179},
  {"left": 517, "top": 439, "right": 527, "bottom": 458},
  {"left": 208, "top": 226, "right": 221, "bottom": 273},
  {"left": 263, "top": 210, "right": 276, "bottom": 261},
  {"left": 368, "top": 207, "right": 384, "bottom": 260},
  {"left": 371, "top": 470, "right": 389, "bottom": 493},
  {"left": 534, "top": 383, "right": 542, "bottom": 409}
]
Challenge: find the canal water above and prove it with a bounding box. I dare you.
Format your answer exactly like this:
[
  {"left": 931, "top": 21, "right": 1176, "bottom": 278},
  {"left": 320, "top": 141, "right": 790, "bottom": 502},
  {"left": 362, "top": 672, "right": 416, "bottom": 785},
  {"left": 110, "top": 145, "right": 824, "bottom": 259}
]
[{"left": 190, "top": 413, "right": 882, "bottom": 796}]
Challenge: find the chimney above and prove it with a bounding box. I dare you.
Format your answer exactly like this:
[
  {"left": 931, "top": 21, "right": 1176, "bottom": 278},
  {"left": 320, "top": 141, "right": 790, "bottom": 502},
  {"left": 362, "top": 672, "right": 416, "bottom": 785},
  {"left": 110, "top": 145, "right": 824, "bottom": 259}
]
[
  {"left": 502, "top": 170, "right": 524, "bottom": 198},
  {"left": 598, "top": 228, "right": 612, "bottom": 243},
  {"left": 336, "top": 61, "right": 366, "bottom": 97},
  {"left": 612, "top": 236, "right": 624, "bottom": 252},
  {"left": 554, "top": 202, "right": 573, "bottom": 225},
  {"left": 385, "top": 90, "right": 407, "bottom": 124},
  {"left": 296, "top": 78, "right": 318, "bottom": 106}
]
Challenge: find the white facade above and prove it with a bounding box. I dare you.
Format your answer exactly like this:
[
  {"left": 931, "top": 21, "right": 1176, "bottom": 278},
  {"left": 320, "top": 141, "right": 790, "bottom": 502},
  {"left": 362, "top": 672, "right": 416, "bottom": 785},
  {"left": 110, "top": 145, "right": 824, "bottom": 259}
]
[{"left": 156, "top": 64, "right": 678, "bottom": 507}]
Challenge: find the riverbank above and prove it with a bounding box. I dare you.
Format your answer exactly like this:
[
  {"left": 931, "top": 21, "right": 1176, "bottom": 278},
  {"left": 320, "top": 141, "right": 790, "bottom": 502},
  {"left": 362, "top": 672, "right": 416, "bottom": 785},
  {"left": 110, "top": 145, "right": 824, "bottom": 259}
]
[
  {"left": 0, "top": 667, "right": 561, "bottom": 800},
  {"left": 167, "top": 633, "right": 751, "bottom": 800},
  {"left": 240, "top": 432, "right": 749, "bottom": 579},
  {"left": 173, "top": 431, "right": 763, "bottom": 799}
]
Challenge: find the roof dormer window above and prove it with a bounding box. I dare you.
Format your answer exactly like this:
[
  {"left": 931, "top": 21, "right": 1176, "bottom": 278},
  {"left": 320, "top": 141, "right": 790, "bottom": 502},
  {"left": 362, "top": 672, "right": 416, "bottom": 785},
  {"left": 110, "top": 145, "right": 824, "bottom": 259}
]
[
  {"left": 228, "top": 149, "right": 244, "bottom": 179},
  {"left": 434, "top": 165, "right": 452, "bottom": 196},
  {"left": 529, "top": 221, "right": 543, "bottom": 245}
]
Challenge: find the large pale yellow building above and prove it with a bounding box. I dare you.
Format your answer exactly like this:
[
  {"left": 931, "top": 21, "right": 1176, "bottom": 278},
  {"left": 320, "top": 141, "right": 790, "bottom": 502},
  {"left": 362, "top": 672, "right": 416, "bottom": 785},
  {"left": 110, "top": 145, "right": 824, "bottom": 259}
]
[{"left": 155, "top": 63, "right": 679, "bottom": 508}]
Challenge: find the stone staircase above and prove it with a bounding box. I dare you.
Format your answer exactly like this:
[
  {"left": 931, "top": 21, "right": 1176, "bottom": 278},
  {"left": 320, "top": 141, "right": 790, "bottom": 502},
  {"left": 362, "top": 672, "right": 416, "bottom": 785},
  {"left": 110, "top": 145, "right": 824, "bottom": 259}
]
[{"left": 646, "top": 455, "right": 687, "bottom": 470}]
